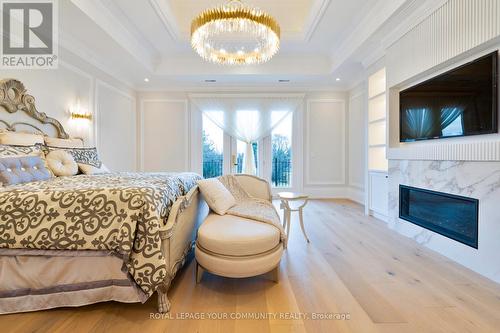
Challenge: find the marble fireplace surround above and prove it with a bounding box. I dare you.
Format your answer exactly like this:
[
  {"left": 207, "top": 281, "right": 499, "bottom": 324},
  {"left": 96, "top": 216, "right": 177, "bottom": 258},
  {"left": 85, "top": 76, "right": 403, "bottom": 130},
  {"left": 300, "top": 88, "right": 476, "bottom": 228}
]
[{"left": 388, "top": 160, "right": 500, "bottom": 283}]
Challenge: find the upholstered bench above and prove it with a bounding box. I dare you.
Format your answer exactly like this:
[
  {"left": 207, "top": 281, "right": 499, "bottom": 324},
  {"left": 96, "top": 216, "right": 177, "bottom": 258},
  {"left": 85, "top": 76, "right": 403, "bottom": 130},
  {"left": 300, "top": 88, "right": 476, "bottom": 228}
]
[{"left": 195, "top": 175, "right": 283, "bottom": 283}]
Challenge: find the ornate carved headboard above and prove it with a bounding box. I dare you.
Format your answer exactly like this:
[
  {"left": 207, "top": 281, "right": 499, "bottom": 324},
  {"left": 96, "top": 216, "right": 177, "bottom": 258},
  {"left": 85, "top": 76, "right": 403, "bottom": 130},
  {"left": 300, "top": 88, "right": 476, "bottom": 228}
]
[{"left": 0, "top": 79, "right": 69, "bottom": 138}]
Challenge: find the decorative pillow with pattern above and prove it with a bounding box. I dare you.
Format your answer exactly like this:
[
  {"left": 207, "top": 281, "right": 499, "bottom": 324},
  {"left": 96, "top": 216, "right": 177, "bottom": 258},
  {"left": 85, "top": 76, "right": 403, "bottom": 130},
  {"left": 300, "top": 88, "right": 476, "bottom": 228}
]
[
  {"left": 44, "top": 146, "right": 109, "bottom": 175},
  {"left": 44, "top": 146, "right": 102, "bottom": 168},
  {"left": 0, "top": 143, "right": 45, "bottom": 158}
]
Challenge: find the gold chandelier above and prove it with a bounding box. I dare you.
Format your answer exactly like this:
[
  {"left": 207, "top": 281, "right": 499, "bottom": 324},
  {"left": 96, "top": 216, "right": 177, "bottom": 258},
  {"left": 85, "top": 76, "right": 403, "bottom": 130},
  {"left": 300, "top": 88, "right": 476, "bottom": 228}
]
[{"left": 191, "top": 0, "right": 280, "bottom": 65}]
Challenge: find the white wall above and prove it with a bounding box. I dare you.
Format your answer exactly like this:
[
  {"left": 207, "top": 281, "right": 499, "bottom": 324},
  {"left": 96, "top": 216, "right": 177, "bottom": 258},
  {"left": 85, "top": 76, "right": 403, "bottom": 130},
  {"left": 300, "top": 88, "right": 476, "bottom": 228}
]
[
  {"left": 1, "top": 58, "right": 93, "bottom": 141},
  {"left": 95, "top": 80, "right": 137, "bottom": 171},
  {"left": 303, "top": 92, "right": 348, "bottom": 197},
  {"left": 1, "top": 48, "right": 138, "bottom": 171},
  {"left": 139, "top": 98, "right": 189, "bottom": 172},
  {"left": 2, "top": 47, "right": 364, "bottom": 201},
  {"left": 136, "top": 92, "right": 191, "bottom": 173},
  {"left": 137, "top": 90, "right": 356, "bottom": 199}
]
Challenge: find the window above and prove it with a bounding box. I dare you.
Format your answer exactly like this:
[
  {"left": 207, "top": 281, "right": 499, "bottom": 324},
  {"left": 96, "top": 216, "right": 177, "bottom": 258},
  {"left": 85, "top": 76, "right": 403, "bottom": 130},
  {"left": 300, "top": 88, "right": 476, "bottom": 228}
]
[
  {"left": 271, "top": 112, "right": 292, "bottom": 187},
  {"left": 202, "top": 114, "right": 223, "bottom": 178},
  {"left": 442, "top": 114, "right": 464, "bottom": 137}
]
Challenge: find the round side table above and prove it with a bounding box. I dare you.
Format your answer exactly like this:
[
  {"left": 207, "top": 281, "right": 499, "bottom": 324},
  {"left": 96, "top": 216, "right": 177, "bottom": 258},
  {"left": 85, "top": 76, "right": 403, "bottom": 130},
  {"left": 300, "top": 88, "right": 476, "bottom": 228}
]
[{"left": 278, "top": 192, "right": 310, "bottom": 243}]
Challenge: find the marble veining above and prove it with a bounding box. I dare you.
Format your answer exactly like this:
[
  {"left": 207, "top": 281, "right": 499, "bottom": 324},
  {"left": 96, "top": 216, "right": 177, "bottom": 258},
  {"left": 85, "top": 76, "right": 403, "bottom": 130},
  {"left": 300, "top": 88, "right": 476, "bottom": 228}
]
[{"left": 388, "top": 160, "right": 500, "bottom": 284}]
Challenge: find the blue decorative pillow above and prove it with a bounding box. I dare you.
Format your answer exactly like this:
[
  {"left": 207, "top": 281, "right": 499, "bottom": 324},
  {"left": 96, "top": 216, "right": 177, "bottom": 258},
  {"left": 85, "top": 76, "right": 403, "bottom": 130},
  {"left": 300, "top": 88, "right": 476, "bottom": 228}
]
[{"left": 0, "top": 156, "right": 51, "bottom": 186}]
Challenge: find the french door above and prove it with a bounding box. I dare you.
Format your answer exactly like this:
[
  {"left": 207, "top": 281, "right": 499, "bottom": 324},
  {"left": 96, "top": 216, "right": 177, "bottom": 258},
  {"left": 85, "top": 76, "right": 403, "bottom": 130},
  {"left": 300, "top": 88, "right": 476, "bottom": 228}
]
[{"left": 202, "top": 112, "right": 294, "bottom": 190}]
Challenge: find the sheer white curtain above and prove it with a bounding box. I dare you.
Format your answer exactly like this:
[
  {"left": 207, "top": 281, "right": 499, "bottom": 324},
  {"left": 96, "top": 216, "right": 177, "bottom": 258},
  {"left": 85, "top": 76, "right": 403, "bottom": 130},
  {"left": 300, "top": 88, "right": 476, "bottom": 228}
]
[{"left": 191, "top": 95, "right": 303, "bottom": 175}]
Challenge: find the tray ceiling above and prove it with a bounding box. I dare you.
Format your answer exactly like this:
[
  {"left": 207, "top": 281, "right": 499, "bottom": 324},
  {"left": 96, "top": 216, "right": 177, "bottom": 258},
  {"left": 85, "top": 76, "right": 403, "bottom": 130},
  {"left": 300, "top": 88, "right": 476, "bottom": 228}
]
[
  {"left": 62, "top": 0, "right": 438, "bottom": 90},
  {"left": 168, "top": 0, "right": 316, "bottom": 38}
]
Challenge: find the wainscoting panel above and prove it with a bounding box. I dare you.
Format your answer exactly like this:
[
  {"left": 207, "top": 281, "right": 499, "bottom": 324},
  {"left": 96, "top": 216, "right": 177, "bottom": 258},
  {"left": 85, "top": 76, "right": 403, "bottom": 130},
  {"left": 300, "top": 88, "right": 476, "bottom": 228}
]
[
  {"left": 305, "top": 99, "right": 346, "bottom": 186},
  {"left": 140, "top": 99, "right": 189, "bottom": 172},
  {"left": 95, "top": 80, "right": 137, "bottom": 172}
]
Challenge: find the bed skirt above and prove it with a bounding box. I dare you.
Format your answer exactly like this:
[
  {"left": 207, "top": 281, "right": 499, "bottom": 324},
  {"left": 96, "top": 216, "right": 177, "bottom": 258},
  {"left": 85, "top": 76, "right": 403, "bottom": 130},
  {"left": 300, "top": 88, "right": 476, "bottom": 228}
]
[{"left": 0, "top": 250, "right": 141, "bottom": 314}]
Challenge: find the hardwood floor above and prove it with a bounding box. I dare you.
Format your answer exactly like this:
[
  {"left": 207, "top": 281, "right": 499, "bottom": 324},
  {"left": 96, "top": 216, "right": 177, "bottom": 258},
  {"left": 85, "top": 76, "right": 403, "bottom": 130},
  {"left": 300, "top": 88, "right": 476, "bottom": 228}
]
[{"left": 3, "top": 200, "right": 500, "bottom": 333}]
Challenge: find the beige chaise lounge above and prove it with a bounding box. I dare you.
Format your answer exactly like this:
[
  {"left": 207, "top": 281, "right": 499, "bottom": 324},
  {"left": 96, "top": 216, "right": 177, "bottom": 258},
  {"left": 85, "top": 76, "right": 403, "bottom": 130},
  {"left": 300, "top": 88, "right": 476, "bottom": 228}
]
[{"left": 195, "top": 175, "right": 283, "bottom": 283}]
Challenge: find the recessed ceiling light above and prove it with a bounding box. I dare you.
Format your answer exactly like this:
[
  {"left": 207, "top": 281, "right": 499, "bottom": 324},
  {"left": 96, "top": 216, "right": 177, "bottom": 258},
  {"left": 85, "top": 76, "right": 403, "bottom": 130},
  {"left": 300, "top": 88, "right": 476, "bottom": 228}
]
[
  {"left": 144, "top": 78, "right": 150, "bottom": 82},
  {"left": 205, "top": 79, "right": 217, "bottom": 83},
  {"left": 278, "top": 79, "right": 290, "bottom": 83},
  {"left": 335, "top": 78, "right": 341, "bottom": 81}
]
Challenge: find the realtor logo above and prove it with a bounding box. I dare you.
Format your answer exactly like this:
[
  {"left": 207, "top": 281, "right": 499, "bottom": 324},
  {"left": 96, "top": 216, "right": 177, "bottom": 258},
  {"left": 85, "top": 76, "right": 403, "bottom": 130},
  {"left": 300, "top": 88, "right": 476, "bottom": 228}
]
[{"left": 1, "top": 0, "right": 58, "bottom": 68}]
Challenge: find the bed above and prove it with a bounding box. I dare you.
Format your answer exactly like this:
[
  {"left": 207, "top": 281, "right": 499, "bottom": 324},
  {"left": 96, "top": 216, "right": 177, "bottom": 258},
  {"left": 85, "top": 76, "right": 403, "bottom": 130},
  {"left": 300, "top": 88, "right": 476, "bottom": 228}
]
[{"left": 0, "top": 79, "right": 208, "bottom": 314}]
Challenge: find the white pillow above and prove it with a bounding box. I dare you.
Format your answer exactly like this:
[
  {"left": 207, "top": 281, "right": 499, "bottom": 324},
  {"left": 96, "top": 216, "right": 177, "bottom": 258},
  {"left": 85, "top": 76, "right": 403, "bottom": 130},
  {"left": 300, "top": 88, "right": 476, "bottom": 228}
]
[
  {"left": 197, "top": 178, "right": 236, "bottom": 215},
  {"left": 0, "top": 132, "right": 44, "bottom": 146},
  {"left": 79, "top": 163, "right": 109, "bottom": 175},
  {"left": 44, "top": 137, "right": 84, "bottom": 148},
  {"left": 46, "top": 150, "right": 78, "bottom": 176}
]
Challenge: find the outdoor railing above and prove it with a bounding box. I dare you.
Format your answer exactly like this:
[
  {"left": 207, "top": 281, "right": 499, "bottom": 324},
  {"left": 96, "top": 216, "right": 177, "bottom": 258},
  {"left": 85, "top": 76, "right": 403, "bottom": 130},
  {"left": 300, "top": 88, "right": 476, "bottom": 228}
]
[
  {"left": 203, "top": 157, "right": 291, "bottom": 188},
  {"left": 272, "top": 158, "right": 291, "bottom": 187},
  {"left": 203, "top": 159, "right": 223, "bottom": 178}
]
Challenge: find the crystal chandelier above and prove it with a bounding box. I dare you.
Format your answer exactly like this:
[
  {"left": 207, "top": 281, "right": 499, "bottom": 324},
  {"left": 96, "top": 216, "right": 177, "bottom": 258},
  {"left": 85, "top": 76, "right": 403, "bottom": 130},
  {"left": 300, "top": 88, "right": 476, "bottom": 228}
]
[{"left": 191, "top": 0, "right": 280, "bottom": 65}]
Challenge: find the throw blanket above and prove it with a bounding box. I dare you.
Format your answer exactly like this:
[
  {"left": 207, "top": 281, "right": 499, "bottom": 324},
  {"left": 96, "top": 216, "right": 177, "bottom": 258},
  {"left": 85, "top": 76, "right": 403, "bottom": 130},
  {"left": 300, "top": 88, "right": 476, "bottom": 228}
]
[
  {"left": 219, "top": 175, "right": 287, "bottom": 247},
  {"left": 0, "top": 172, "right": 201, "bottom": 299}
]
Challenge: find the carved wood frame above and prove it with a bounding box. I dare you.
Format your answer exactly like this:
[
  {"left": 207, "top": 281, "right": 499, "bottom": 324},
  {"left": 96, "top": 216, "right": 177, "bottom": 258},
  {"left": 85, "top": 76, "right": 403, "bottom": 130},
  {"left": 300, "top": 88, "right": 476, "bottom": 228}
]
[{"left": 0, "top": 78, "right": 69, "bottom": 138}]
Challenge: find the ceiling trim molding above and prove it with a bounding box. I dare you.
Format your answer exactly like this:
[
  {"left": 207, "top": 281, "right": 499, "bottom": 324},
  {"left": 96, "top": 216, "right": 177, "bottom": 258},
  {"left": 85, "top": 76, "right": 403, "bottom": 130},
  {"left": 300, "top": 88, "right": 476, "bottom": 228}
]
[
  {"left": 329, "top": 0, "right": 407, "bottom": 73},
  {"left": 333, "top": 0, "right": 450, "bottom": 74},
  {"left": 70, "top": 0, "right": 159, "bottom": 71},
  {"left": 188, "top": 92, "right": 306, "bottom": 99},
  {"left": 149, "top": 0, "right": 181, "bottom": 41},
  {"left": 360, "top": 44, "right": 386, "bottom": 69},
  {"left": 381, "top": 0, "right": 449, "bottom": 49},
  {"left": 59, "top": 32, "right": 135, "bottom": 89},
  {"left": 359, "top": 0, "right": 448, "bottom": 70},
  {"left": 137, "top": 84, "right": 346, "bottom": 93},
  {"left": 303, "top": 0, "right": 331, "bottom": 41}
]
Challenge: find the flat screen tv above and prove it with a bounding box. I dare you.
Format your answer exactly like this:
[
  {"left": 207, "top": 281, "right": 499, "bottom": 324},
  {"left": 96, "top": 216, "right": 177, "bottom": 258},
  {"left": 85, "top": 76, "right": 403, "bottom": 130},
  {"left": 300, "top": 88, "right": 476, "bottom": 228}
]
[{"left": 400, "top": 52, "right": 498, "bottom": 142}]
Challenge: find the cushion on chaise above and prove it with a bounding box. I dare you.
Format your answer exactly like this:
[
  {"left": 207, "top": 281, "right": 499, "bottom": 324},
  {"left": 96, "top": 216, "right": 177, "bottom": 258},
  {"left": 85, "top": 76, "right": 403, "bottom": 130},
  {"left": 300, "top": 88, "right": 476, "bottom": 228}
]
[{"left": 197, "top": 213, "right": 281, "bottom": 257}]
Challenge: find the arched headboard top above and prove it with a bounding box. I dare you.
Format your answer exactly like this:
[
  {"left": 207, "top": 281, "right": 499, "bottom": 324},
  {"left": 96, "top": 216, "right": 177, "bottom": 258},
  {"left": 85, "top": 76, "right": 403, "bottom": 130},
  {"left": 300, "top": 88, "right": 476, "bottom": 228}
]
[{"left": 0, "top": 78, "right": 69, "bottom": 139}]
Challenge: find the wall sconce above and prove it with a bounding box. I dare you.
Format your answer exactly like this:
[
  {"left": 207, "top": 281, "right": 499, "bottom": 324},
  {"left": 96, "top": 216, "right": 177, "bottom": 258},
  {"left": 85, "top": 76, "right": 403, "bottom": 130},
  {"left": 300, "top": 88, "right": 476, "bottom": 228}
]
[
  {"left": 71, "top": 112, "right": 92, "bottom": 120},
  {"left": 70, "top": 100, "right": 92, "bottom": 121}
]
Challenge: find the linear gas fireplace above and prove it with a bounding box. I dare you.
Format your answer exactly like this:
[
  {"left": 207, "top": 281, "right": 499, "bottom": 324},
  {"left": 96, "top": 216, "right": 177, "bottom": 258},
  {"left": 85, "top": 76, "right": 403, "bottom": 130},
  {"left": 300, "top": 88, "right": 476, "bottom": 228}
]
[{"left": 399, "top": 185, "right": 479, "bottom": 249}]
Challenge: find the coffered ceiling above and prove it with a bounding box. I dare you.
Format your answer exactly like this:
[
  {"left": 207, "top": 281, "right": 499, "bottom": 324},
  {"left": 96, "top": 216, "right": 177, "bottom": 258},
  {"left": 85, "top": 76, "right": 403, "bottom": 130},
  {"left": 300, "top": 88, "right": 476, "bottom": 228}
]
[{"left": 62, "top": 0, "right": 444, "bottom": 90}]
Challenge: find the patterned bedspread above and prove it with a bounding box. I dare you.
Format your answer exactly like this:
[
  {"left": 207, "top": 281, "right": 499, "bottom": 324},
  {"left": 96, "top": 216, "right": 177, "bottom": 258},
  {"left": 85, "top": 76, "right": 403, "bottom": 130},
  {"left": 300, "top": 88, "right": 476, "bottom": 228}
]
[{"left": 0, "top": 172, "right": 201, "bottom": 298}]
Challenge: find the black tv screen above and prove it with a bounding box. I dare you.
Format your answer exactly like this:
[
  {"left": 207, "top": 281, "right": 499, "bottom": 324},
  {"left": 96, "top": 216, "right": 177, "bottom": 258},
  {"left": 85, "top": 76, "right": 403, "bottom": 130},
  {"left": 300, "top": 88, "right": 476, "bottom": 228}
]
[{"left": 400, "top": 52, "right": 498, "bottom": 142}]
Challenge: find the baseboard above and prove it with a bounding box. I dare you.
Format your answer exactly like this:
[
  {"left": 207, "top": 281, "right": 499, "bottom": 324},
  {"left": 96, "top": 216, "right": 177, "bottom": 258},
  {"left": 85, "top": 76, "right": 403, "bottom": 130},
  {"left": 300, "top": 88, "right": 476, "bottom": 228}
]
[
  {"left": 370, "top": 210, "right": 388, "bottom": 223},
  {"left": 347, "top": 186, "right": 364, "bottom": 205},
  {"left": 299, "top": 186, "right": 365, "bottom": 206},
  {"left": 302, "top": 186, "right": 351, "bottom": 199}
]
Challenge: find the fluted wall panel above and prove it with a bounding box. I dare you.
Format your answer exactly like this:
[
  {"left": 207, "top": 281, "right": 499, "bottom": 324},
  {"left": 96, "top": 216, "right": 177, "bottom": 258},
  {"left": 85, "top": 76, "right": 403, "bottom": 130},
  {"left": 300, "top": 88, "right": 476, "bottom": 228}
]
[
  {"left": 387, "top": 0, "right": 500, "bottom": 86},
  {"left": 387, "top": 0, "right": 500, "bottom": 161}
]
